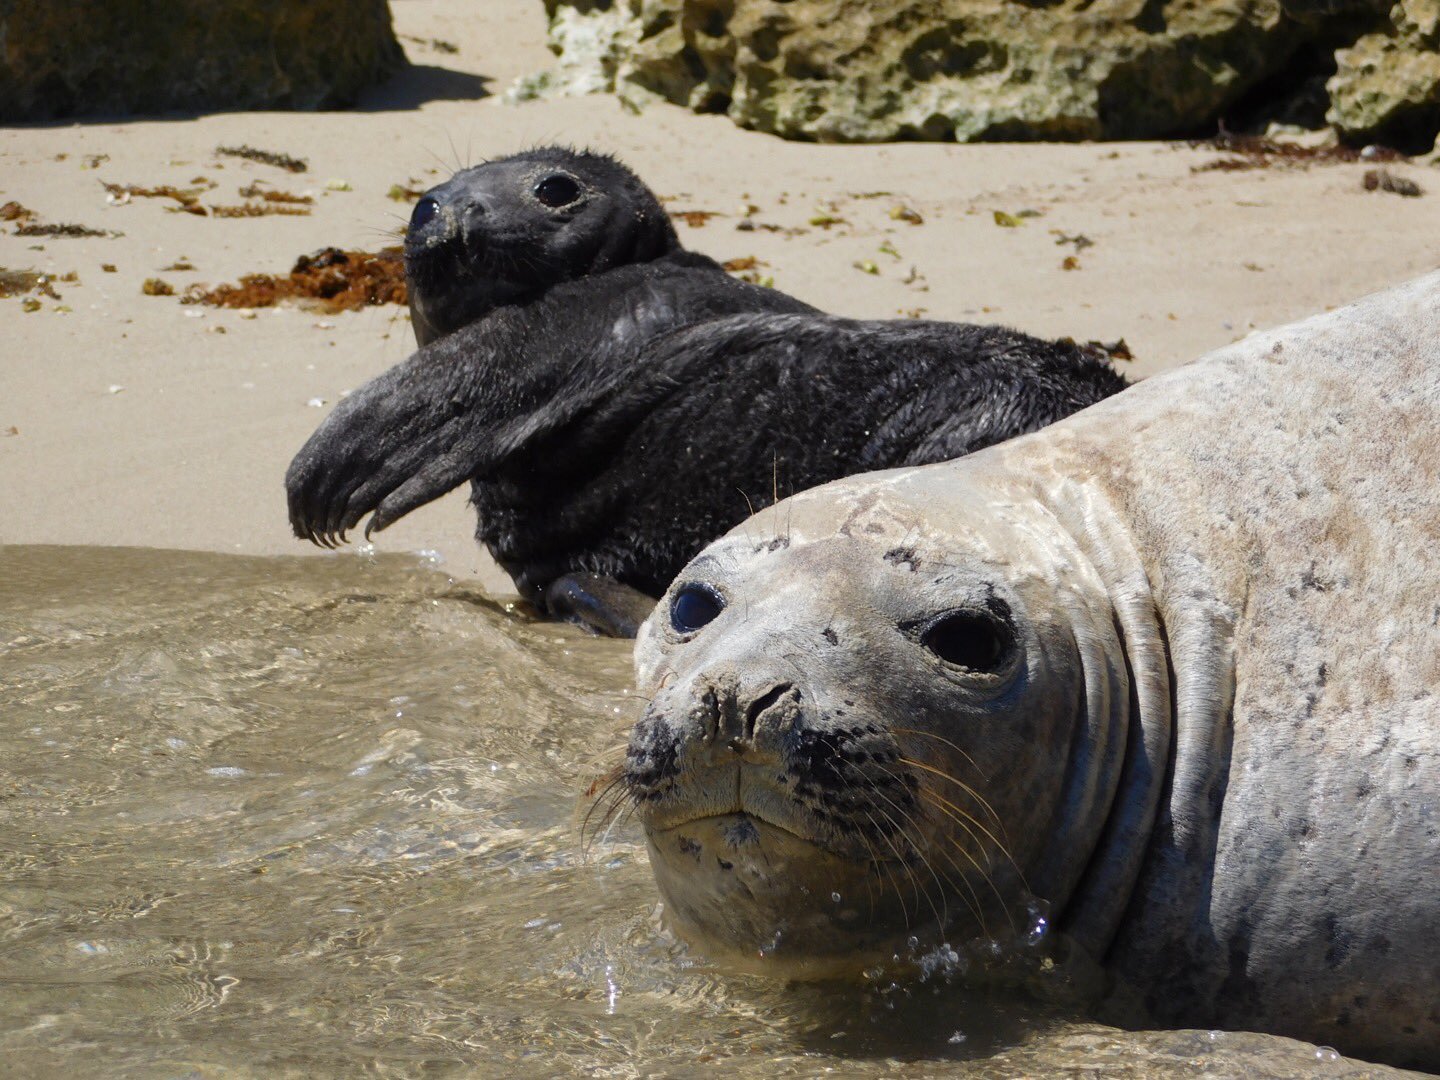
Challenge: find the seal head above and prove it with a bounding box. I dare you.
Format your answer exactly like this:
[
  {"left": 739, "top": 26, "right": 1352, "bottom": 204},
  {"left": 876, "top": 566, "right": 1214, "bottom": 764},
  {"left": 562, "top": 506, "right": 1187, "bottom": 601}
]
[
  {"left": 626, "top": 477, "right": 1140, "bottom": 977},
  {"left": 405, "top": 146, "right": 681, "bottom": 344}
]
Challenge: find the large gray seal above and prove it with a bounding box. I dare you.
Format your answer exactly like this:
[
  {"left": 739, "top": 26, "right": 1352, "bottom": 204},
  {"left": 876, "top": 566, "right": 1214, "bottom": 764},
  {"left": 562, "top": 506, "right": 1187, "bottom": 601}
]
[{"left": 621, "top": 273, "right": 1440, "bottom": 1071}]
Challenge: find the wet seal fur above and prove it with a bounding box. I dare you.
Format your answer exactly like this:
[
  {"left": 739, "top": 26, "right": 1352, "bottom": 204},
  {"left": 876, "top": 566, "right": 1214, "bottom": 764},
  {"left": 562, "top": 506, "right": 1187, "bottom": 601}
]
[
  {"left": 627, "top": 274, "right": 1440, "bottom": 1071},
  {"left": 287, "top": 147, "right": 1126, "bottom": 635}
]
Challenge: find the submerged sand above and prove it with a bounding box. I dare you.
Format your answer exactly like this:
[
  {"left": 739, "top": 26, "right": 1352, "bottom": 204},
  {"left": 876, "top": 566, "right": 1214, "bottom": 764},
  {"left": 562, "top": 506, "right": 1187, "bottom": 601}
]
[{"left": 2, "top": 0, "right": 1438, "bottom": 596}]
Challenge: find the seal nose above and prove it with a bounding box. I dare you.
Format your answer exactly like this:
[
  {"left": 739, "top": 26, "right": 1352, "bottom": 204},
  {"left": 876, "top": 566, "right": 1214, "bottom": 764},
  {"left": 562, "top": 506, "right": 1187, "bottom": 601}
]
[
  {"left": 739, "top": 683, "right": 795, "bottom": 749},
  {"left": 406, "top": 187, "right": 482, "bottom": 250},
  {"left": 695, "top": 674, "right": 799, "bottom": 757}
]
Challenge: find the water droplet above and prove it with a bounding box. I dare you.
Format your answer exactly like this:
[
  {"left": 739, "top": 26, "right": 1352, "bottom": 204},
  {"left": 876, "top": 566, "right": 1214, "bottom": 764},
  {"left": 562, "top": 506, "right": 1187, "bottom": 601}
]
[
  {"left": 830, "top": 892, "right": 842, "bottom": 903},
  {"left": 1025, "top": 897, "right": 1051, "bottom": 946},
  {"left": 947, "top": 1030, "right": 967, "bottom": 1044},
  {"left": 1315, "top": 1046, "right": 1341, "bottom": 1062}
]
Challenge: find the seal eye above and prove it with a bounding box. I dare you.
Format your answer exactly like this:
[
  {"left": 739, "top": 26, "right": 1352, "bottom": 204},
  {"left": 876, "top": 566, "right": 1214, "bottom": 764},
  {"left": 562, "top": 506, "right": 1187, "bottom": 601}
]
[
  {"left": 533, "top": 174, "right": 582, "bottom": 209},
  {"left": 410, "top": 196, "right": 439, "bottom": 231},
  {"left": 671, "top": 583, "right": 724, "bottom": 635},
  {"left": 921, "top": 611, "right": 1011, "bottom": 672}
]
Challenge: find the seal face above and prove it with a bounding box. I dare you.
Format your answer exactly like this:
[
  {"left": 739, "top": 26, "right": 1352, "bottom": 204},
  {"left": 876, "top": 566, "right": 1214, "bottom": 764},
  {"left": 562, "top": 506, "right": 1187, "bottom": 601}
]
[
  {"left": 404, "top": 146, "right": 681, "bottom": 345},
  {"left": 625, "top": 493, "right": 1108, "bottom": 976},
  {"left": 627, "top": 274, "right": 1440, "bottom": 1070}
]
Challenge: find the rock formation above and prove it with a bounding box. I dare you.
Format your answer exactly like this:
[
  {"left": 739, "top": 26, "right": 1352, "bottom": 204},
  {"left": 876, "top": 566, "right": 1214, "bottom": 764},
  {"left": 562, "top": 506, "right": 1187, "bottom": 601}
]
[
  {"left": 0, "top": 0, "right": 406, "bottom": 121},
  {"left": 515, "top": 0, "right": 1440, "bottom": 149}
]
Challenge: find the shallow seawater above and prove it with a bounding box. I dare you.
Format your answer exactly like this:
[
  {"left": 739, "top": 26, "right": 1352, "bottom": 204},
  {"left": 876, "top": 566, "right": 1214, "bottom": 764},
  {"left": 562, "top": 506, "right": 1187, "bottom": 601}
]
[{"left": 0, "top": 546, "right": 1421, "bottom": 1079}]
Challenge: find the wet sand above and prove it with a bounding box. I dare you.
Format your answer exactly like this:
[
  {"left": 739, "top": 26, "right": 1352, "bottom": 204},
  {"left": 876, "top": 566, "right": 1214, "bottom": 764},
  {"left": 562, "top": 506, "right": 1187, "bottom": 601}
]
[{"left": 2, "top": 0, "right": 1439, "bottom": 595}]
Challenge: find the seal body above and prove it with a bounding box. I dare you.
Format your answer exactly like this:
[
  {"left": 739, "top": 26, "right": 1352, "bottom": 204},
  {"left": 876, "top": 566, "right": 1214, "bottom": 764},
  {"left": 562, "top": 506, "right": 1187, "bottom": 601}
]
[
  {"left": 628, "top": 273, "right": 1440, "bottom": 1070},
  {"left": 288, "top": 146, "right": 1127, "bottom": 634}
]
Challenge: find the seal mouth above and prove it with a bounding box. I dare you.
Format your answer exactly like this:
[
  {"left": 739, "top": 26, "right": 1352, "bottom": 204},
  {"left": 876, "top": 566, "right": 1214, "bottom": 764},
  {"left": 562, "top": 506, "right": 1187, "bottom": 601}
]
[
  {"left": 655, "top": 809, "right": 819, "bottom": 849},
  {"left": 640, "top": 770, "right": 908, "bottom": 866},
  {"left": 642, "top": 806, "right": 926, "bottom": 976}
]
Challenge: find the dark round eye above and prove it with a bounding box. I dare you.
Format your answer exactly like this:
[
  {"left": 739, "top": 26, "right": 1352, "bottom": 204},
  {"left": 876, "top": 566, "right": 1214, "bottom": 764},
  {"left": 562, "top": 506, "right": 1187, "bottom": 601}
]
[
  {"left": 921, "top": 611, "right": 1011, "bottom": 672},
  {"left": 671, "top": 583, "right": 724, "bottom": 635},
  {"left": 410, "top": 196, "right": 439, "bottom": 231},
  {"left": 533, "top": 174, "right": 582, "bottom": 209}
]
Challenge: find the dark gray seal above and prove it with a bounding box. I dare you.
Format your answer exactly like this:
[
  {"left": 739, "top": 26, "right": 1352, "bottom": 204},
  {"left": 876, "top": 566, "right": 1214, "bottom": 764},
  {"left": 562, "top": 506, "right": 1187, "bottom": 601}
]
[
  {"left": 625, "top": 273, "right": 1440, "bottom": 1071},
  {"left": 287, "top": 147, "right": 1128, "bottom": 635}
]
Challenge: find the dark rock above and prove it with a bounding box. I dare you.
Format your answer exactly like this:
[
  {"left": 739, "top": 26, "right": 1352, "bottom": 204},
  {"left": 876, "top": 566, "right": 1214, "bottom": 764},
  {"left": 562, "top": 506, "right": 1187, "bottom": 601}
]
[{"left": 0, "top": 0, "right": 406, "bottom": 121}]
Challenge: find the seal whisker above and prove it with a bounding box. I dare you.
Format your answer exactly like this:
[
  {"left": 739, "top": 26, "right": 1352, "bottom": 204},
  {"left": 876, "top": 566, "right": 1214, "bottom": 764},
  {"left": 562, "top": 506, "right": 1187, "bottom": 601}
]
[
  {"left": 579, "top": 766, "right": 635, "bottom": 856},
  {"left": 866, "top": 767, "right": 987, "bottom": 933},
  {"left": 898, "top": 756, "right": 1006, "bottom": 830},
  {"left": 864, "top": 783, "right": 958, "bottom": 935},
  {"left": 868, "top": 801, "right": 946, "bottom": 935},
  {"left": 917, "top": 792, "right": 1019, "bottom": 934},
  {"left": 911, "top": 786, "right": 997, "bottom": 860},
  {"left": 846, "top": 825, "right": 882, "bottom": 923},
  {"left": 890, "top": 727, "right": 982, "bottom": 774},
  {"left": 580, "top": 786, "right": 627, "bottom": 853},
  {"left": 918, "top": 832, "right": 991, "bottom": 936},
  {"left": 911, "top": 783, "right": 1018, "bottom": 876},
  {"left": 421, "top": 146, "right": 456, "bottom": 176},
  {"left": 860, "top": 810, "right": 914, "bottom": 931},
  {"left": 583, "top": 762, "right": 627, "bottom": 800},
  {"left": 593, "top": 788, "right": 644, "bottom": 855}
]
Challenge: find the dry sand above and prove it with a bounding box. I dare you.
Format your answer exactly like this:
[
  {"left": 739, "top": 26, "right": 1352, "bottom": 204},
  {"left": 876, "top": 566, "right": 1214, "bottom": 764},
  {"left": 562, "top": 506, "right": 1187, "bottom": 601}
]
[{"left": 3, "top": 0, "right": 1439, "bottom": 598}]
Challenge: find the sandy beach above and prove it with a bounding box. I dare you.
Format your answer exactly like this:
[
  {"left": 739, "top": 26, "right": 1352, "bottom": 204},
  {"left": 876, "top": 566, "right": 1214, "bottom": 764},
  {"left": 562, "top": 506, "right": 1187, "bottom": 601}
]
[{"left": 4, "top": 0, "right": 1439, "bottom": 596}]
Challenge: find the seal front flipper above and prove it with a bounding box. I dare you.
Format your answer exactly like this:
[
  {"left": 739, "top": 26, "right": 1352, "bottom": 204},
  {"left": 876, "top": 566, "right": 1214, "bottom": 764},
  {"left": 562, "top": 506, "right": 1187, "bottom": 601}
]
[
  {"left": 544, "top": 573, "right": 657, "bottom": 638},
  {"left": 285, "top": 334, "right": 503, "bottom": 548}
]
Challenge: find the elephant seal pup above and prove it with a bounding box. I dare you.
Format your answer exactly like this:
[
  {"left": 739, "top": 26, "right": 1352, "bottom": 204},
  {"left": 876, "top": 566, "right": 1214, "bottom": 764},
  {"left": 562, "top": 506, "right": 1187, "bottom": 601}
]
[
  {"left": 289, "top": 148, "right": 1127, "bottom": 635},
  {"left": 625, "top": 273, "right": 1440, "bottom": 1071}
]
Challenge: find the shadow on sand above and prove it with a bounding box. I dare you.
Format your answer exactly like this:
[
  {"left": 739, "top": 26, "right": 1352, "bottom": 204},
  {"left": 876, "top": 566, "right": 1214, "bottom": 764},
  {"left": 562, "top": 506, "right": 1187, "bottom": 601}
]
[
  {"left": 354, "top": 62, "right": 491, "bottom": 112},
  {"left": 0, "top": 62, "right": 491, "bottom": 128}
]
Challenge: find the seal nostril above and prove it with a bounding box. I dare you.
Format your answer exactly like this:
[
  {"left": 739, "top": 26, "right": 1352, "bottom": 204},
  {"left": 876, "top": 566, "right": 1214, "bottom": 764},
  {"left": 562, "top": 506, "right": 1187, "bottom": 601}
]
[
  {"left": 745, "top": 682, "right": 795, "bottom": 740},
  {"left": 409, "top": 196, "right": 439, "bottom": 233}
]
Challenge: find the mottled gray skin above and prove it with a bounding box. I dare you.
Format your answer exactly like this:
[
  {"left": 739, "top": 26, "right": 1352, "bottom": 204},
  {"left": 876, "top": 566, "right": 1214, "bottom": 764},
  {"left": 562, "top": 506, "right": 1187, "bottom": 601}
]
[{"left": 628, "top": 273, "right": 1440, "bottom": 1071}]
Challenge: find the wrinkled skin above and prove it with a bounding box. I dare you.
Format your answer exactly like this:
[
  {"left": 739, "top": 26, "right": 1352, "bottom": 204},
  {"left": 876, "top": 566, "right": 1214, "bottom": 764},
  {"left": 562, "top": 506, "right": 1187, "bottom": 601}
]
[
  {"left": 288, "top": 146, "right": 1127, "bottom": 634},
  {"left": 629, "top": 273, "right": 1440, "bottom": 1071}
]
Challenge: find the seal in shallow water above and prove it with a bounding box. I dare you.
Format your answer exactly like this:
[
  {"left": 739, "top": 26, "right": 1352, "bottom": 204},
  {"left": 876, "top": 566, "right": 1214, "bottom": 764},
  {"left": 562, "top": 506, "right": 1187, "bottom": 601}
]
[
  {"left": 624, "top": 273, "right": 1440, "bottom": 1071},
  {"left": 288, "top": 147, "right": 1127, "bottom": 635}
]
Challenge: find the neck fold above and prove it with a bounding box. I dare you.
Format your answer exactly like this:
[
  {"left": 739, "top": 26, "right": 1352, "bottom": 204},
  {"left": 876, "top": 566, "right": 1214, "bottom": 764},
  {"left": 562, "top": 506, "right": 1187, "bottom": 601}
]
[{"left": 1037, "top": 478, "right": 1177, "bottom": 959}]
